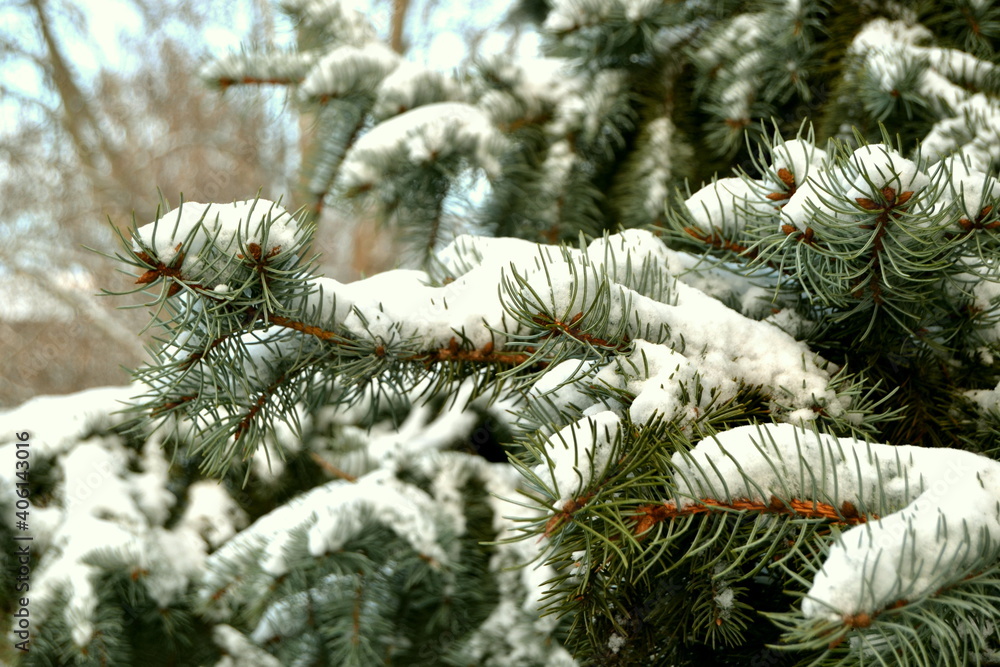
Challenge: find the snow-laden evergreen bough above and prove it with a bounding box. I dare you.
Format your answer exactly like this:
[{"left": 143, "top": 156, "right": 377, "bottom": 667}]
[
  {"left": 91, "top": 128, "right": 1000, "bottom": 665},
  {"left": 7, "top": 0, "right": 1000, "bottom": 665}
]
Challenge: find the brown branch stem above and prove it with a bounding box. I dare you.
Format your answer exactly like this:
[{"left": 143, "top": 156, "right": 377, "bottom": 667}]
[{"left": 632, "top": 496, "right": 873, "bottom": 536}]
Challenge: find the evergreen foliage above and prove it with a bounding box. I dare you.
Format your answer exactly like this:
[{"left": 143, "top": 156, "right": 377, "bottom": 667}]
[{"left": 6, "top": 1, "right": 1000, "bottom": 666}]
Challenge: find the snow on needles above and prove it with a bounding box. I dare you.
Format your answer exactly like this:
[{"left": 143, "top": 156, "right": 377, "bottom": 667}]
[
  {"left": 0, "top": 395, "right": 248, "bottom": 648},
  {"left": 201, "top": 470, "right": 450, "bottom": 590},
  {"left": 0, "top": 386, "right": 133, "bottom": 458},
  {"left": 782, "top": 143, "right": 931, "bottom": 232},
  {"left": 533, "top": 413, "right": 621, "bottom": 506},
  {"left": 339, "top": 102, "right": 508, "bottom": 190},
  {"left": 673, "top": 423, "right": 1000, "bottom": 620},
  {"left": 298, "top": 42, "right": 400, "bottom": 101},
  {"left": 850, "top": 18, "right": 1000, "bottom": 171},
  {"left": 294, "top": 229, "right": 840, "bottom": 431},
  {"left": 682, "top": 135, "right": 997, "bottom": 245},
  {"left": 134, "top": 199, "right": 304, "bottom": 286}
]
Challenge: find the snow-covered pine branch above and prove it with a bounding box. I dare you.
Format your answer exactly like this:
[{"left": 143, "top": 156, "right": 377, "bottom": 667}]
[
  {"left": 118, "top": 195, "right": 861, "bottom": 477},
  {"left": 0, "top": 378, "right": 574, "bottom": 665},
  {"left": 17, "top": 1, "right": 1000, "bottom": 665},
  {"left": 528, "top": 418, "right": 1000, "bottom": 632},
  {"left": 674, "top": 423, "right": 1000, "bottom": 660}
]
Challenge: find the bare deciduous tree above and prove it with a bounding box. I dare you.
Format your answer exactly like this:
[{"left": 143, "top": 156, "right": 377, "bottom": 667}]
[{"left": 0, "top": 0, "right": 290, "bottom": 405}]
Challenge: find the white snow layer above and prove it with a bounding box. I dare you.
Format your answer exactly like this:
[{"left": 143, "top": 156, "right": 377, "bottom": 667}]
[
  {"left": 0, "top": 391, "right": 248, "bottom": 648},
  {"left": 674, "top": 423, "right": 1000, "bottom": 620},
  {"left": 685, "top": 177, "right": 770, "bottom": 235},
  {"left": 683, "top": 137, "right": 833, "bottom": 237},
  {"left": 533, "top": 412, "right": 621, "bottom": 505},
  {"left": 134, "top": 199, "right": 304, "bottom": 285},
  {"left": 295, "top": 229, "right": 841, "bottom": 427},
  {"left": 850, "top": 18, "right": 1000, "bottom": 171},
  {"left": 683, "top": 136, "right": 994, "bottom": 239},
  {"left": 544, "top": 0, "right": 660, "bottom": 33},
  {"left": 372, "top": 61, "right": 459, "bottom": 119},
  {"left": 283, "top": 0, "right": 376, "bottom": 47},
  {"left": 202, "top": 470, "right": 450, "bottom": 588},
  {"left": 769, "top": 138, "right": 828, "bottom": 185},
  {"left": 339, "top": 102, "right": 507, "bottom": 189},
  {"left": 0, "top": 386, "right": 133, "bottom": 457},
  {"left": 781, "top": 143, "right": 931, "bottom": 233},
  {"left": 212, "top": 625, "right": 283, "bottom": 667},
  {"left": 638, "top": 117, "right": 676, "bottom": 218},
  {"left": 299, "top": 42, "right": 400, "bottom": 101}
]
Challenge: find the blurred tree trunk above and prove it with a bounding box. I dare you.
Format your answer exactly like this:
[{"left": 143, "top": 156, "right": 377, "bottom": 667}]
[{"left": 390, "top": 0, "right": 410, "bottom": 53}]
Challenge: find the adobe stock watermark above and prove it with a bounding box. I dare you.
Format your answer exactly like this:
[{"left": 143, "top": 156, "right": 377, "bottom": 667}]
[{"left": 10, "top": 430, "right": 32, "bottom": 653}]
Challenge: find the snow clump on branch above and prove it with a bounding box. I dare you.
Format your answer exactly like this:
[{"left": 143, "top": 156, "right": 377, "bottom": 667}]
[
  {"left": 338, "top": 102, "right": 509, "bottom": 190},
  {"left": 672, "top": 423, "right": 1000, "bottom": 621},
  {"left": 133, "top": 199, "right": 305, "bottom": 287}
]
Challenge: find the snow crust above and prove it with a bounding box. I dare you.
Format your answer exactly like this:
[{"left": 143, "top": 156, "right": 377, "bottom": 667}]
[
  {"left": 544, "top": 0, "right": 602, "bottom": 33},
  {"left": 850, "top": 18, "right": 1000, "bottom": 171},
  {"left": 133, "top": 199, "right": 304, "bottom": 285},
  {"left": 284, "top": 0, "right": 376, "bottom": 47},
  {"left": 295, "top": 229, "right": 841, "bottom": 431},
  {"left": 674, "top": 423, "right": 1000, "bottom": 619},
  {"left": 685, "top": 177, "right": 769, "bottom": 235},
  {"left": 212, "top": 624, "right": 283, "bottom": 667},
  {"left": 0, "top": 394, "right": 248, "bottom": 648},
  {"left": 782, "top": 144, "right": 931, "bottom": 232},
  {"left": 637, "top": 117, "right": 676, "bottom": 218},
  {"left": 299, "top": 42, "right": 400, "bottom": 101},
  {"left": 682, "top": 135, "right": 994, "bottom": 245},
  {"left": 475, "top": 56, "right": 571, "bottom": 129},
  {"left": 683, "top": 137, "right": 835, "bottom": 237},
  {"left": 372, "top": 61, "right": 460, "bottom": 120},
  {"left": 938, "top": 153, "right": 1000, "bottom": 221},
  {"left": 844, "top": 144, "right": 930, "bottom": 201},
  {"left": 769, "top": 139, "right": 828, "bottom": 185},
  {"left": 339, "top": 102, "right": 508, "bottom": 189},
  {"left": 533, "top": 413, "right": 620, "bottom": 505},
  {"left": 0, "top": 386, "right": 133, "bottom": 458},
  {"left": 202, "top": 471, "right": 449, "bottom": 588}
]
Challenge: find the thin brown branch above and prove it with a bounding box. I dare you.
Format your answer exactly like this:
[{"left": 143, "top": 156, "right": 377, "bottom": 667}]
[
  {"left": 151, "top": 394, "right": 198, "bottom": 417},
  {"left": 234, "top": 372, "right": 287, "bottom": 441},
  {"left": 683, "top": 226, "right": 757, "bottom": 258},
  {"left": 408, "top": 338, "right": 533, "bottom": 367},
  {"left": 271, "top": 315, "right": 351, "bottom": 343},
  {"left": 531, "top": 311, "right": 630, "bottom": 351},
  {"left": 852, "top": 188, "right": 913, "bottom": 304},
  {"left": 309, "top": 451, "right": 358, "bottom": 482},
  {"left": 217, "top": 76, "right": 303, "bottom": 89},
  {"left": 632, "top": 496, "right": 873, "bottom": 536}
]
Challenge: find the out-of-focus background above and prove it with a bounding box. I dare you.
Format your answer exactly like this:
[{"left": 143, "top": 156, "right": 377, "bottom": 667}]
[{"left": 0, "top": 0, "right": 524, "bottom": 406}]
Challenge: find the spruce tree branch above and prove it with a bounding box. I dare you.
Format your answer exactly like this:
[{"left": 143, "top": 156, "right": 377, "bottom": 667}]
[
  {"left": 424, "top": 191, "right": 444, "bottom": 263},
  {"left": 850, "top": 187, "right": 914, "bottom": 305},
  {"left": 530, "top": 311, "right": 631, "bottom": 351},
  {"left": 681, "top": 226, "right": 757, "bottom": 258},
  {"left": 407, "top": 338, "right": 535, "bottom": 367},
  {"left": 150, "top": 393, "right": 198, "bottom": 417},
  {"left": 271, "top": 317, "right": 534, "bottom": 366},
  {"left": 829, "top": 568, "right": 991, "bottom": 634},
  {"left": 302, "top": 107, "right": 367, "bottom": 221}
]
